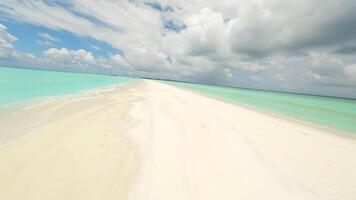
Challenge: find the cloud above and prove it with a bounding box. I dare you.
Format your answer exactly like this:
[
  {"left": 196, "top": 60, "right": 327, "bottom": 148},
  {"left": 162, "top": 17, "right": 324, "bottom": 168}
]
[
  {"left": 42, "top": 48, "right": 136, "bottom": 73},
  {"left": 343, "top": 64, "right": 356, "bottom": 83},
  {"left": 228, "top": 0, "right": 356, "bottom": 58},
  {"left": 1, "top": 0, "right": 356, "bottom": 97},
  {"left": 90, "top": 45, "right": 100, "bottom": 50},
  {"left": 0, "top": 23, "right": 37, "bottom": 63},
  {"left": 43, "top": 48, "right": 95, "bottom": 67},
  {"left": 36, "top": 32, "right": 60, "bottom": 45},
  {"left": 0, "top": 23, "right": 17, "bottom": 58},
  {"left": 181, "top": 8, "right": 230, "bottom": 56},
  {"left": 109, "top": 54, "right": 129, "bottom": 68}
]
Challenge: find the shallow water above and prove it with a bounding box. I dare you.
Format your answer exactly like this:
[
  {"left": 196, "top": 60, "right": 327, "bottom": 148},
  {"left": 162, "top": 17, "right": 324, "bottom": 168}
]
[
  {"left": 0, "top": 66, "right": 135, "bottom": 107},
  {"left": 164, "top": 81, "right": 356, "bottom": 133}
]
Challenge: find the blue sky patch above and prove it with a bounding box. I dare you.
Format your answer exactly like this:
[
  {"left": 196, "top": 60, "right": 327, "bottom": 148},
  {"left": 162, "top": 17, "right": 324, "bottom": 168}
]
[
  {"left": 145, "top": 2, "right": 173, "bottom": 12},
  {"left": 164, "top": 21, "right": 186, "bottom": 33},
  {"left": 1, "top": 20, "right": 123, "bottom": 57}
]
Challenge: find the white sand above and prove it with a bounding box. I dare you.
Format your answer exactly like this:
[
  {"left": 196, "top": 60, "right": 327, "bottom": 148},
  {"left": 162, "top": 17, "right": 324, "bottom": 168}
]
[{"left": 0, "top": 80, "right": 356, "bottom": 200}]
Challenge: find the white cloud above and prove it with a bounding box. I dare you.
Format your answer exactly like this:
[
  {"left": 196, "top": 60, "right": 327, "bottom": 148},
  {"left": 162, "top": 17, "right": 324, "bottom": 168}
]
[
  {"left": 36, "top": 32, "right": 60, "bottom": 45},
  {"left": 43, "top": 48, "right": 95, "bottom": 67},
  {"left": 90, "top": 45, "right": 100, "bottom": 50},
  {"left": 181, "top": 8, "right": 231, "bottom": 56},
  {"left": 1, "top": 0, "right": 356, "bottom": 97},
  {"left": 42, "top": 48, "right": 133, "bottom": 73},
  {"left": 0, "top": 23, "right": 17, "bottom": 58},
  {"left": 109, "top": 54, "right": 129, "bottom": 68},
  {"left": 0, "top": 23, "right": 37, "bottom": 63}
]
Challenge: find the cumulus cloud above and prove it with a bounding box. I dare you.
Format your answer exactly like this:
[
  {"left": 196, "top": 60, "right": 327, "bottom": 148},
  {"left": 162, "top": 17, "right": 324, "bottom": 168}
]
[
  {"left": 42, "top": 48, "right": 138, "bottom": 74},
  {"left": 43, "top": 48, "right": 95, "bottom": 67},
  {"left": 181, "top": 8, "right": 231, "bottom": 56},
  {"left": 0, "top": 23, "right": 17, "bottom": 58},
  {"left": 0, "top": 23, "right": 37, "bottom": 62},
  {"left": 1, "top": 0, "right": 356, "bottom": 97},
  {"left": 109, "top": 54, "right": 129, "bottom": 68}
]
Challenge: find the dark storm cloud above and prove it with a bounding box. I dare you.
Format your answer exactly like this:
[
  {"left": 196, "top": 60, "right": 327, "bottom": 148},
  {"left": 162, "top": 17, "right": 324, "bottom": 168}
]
[
  {"left": 333, "top": 45, "right": 356, "bottom": 55},
  {"left": 230, "top": 0, "right": 356, "bottom": 59}
]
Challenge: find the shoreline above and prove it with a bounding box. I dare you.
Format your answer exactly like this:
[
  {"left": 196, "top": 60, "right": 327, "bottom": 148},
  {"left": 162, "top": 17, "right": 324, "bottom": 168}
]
[
  {"left": 0, "top": 81, "right": 143, "bottom": 199},
  {"left": 162, "top": 82, "right": 356, "bottom": 139},
  {"left": 0, "top": 81, "right": 133, "bottom": 112},
  {"left": 1, "top": 80, "right": 356, "bottom": 199},
  {"left": 2, "top": 79, "right": 354, "bottom": 141},
  {"left": 0, "top": 81, "right": 139, "bottom": 146},
  {"left": 1, "top": 79, "right": 354, "bottom": 143}
]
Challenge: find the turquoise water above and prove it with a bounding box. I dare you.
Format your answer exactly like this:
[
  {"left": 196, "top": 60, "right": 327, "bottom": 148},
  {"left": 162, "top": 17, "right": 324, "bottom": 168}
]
[
  {"left": 2, "top": 66, "right": 356, "bottom": 133},
  {"left": 0, "top": 66, "right": 135, "bottom": 106},
  {"left": 164, "top": 81, "right": 356, "bottom": 133}
]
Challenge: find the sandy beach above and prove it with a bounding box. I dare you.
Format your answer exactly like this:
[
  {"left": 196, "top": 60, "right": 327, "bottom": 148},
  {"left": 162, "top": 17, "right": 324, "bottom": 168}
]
[{"left": 0, "top": 80, "right": 356, "bottom": 200}]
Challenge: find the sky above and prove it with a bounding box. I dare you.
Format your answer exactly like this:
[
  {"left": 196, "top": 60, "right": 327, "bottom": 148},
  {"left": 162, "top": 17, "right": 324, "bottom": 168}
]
[{"left": 0, "top": 0, "right": 356, "bottom": 98}]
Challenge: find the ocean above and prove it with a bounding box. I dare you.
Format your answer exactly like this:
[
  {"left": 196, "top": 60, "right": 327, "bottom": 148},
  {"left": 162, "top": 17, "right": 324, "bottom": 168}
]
[
  {"left": 164, "top": 81, "right": 356, "bottom": 133},
  {"left": 2, "top": 66, "right": 356, "bottom": 133},
  {"left": 0, "top": 66, "right": 135, "bottom": 107}
]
